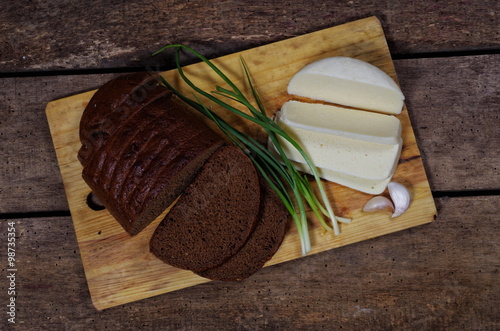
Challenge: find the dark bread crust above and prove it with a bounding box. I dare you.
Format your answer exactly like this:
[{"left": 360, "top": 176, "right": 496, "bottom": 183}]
[
  {"left": 82, "top": 94, "right": 225, "bottom": 235},
  {"left": 149, "top": 146, "right": 261, "bottom": 272},
  {"left": 78, "top": 72, "right": 170, "bottom": 166},
  {"left": 196, "top": 177, "right": 291, "bottom": 281}
]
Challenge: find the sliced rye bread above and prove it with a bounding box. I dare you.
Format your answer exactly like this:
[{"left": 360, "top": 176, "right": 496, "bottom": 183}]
[
  {"left": 78, "top": 72, "right": 170, "bottom": 166},
  {"left": 82, "top": 94, "right": 225, "bottom": 235},
  {"left": 196, "top": 177, "right": 291, "bottom": 281},
  {"left": 149, "top": 146, "right": 261, "bottom": 272}
]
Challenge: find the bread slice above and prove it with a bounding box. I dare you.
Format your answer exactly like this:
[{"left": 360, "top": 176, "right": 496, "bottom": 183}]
[
  {"left": 149, "top": 146, "right": 261, "bottom": 272},
  {"left": 196, "top": 177, "right": 291, "bottom": 281},
  {"left": 78, "top": 72, "right": 170, "bottom": 166},
  {"left": 82, "top": 95, "right": 225, "bottom": 235}
]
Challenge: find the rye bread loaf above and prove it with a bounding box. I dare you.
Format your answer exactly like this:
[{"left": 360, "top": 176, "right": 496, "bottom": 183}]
[
  {"left": 78, "top": 72, "right": 170, "bottom": 166},
  {"left": 149, "top": 146, "right": 261, "bottom": 272},
  {"left": 81, "top": 94, "right": 225, "bottom": 235},
  {"left": 196, "top": 177, "right": 290, "bottom": 281}
]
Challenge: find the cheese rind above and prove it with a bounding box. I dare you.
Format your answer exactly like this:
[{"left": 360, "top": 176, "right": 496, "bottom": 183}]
[
  {"left": 280, "top": 101, "right": 401, "bottom": 145},
  {"left": 287, "top": 57, "right": 405, "bottom": 114}
]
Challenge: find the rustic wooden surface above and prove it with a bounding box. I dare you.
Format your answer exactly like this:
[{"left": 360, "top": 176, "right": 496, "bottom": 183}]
[
  {"left": 1, "top": 196, "right": 498, "bottom": 330},
  {"left": 0, "top": 0, "right": 497, "bottom": 72},
  {"left": 0, "top": 0, "right": 498, "bottom": 329}
]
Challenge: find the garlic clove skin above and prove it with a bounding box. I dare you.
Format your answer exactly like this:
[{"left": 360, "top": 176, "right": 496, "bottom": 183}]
[
  {"left": 388, "top": 182, "right": 411, "bottom": 217},
  {"left": 362, "top": 182, "right": 411, "bottom": 218},
  {"left": 362, "top": 196, "right": 395, "bottom": 213}
]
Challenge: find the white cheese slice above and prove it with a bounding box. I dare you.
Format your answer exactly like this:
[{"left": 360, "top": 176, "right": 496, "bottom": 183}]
[
  {"left": 287, "top": 57, "right": 405, "bottom": 114},
  {"left": 273, "top": 115, "right": 402, "bottom": 180},
  {"left": 306, "top": 164, "right": 394, "bottom": 194},
  {"left": 280, "top": 101, "right": 401, "bottom": 145},
  {"left": 268, "top": 143, "right": 395, "bottom": 194}
]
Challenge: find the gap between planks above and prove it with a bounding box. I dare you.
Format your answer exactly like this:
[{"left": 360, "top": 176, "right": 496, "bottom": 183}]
[
  {"left": 1, "top": 49, "right": 498, "bottom": 78},
  {"left": 1, "top": 190, "right": 498, "bottom": 221}
]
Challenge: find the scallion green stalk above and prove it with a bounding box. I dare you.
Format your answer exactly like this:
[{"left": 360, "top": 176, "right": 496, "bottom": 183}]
[{"left": 153, "top": 44, "right": 341, "bottom": 255}]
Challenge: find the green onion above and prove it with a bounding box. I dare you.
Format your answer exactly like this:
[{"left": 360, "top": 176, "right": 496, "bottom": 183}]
[{"left": 153, "top": 44, "right": 341, "bottom": 255}]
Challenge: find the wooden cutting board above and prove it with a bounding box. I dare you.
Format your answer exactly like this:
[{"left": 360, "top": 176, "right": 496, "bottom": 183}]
[{"left": 45, "top": 16, "right": 436, "bottom": 310}]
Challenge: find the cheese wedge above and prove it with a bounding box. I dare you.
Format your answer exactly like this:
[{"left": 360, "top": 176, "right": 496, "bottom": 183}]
[
  {"left": 273, "top": 103, "right": 402, "bottom": 181},
  {"left": 280, "top": 101, "right": 401, "bottom": 145},
  {"left": 287, "top": 57, "right": 405, "bottom": 114},
  {"left": 302, "top": 163, "right": 394, "bottom": 194},
  {"left": 268, "top": 144, "right": 394, "bottom": 194}
]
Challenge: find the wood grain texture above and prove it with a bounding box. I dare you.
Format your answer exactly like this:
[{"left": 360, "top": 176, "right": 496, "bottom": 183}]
[
  {"left": 1, "top": 55, "right": 498, "bottom": 214},
  {"left": 1, "top": 195, "right": 497, "bottom": 330},
  {"left": 396, "top": 54, "right": 500, "bottom": 191},
  {"left": 0, "top": 0, "right": 498, "bottom": 72},
  {"left": 44, "top": 17, "right": 435, "bottom": 309},
  {"left": 0, "top": 74, "right": 119, "bottom": 213}
]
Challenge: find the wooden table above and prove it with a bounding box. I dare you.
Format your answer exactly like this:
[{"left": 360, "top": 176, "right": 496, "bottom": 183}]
[{"left": 1, "top": 1, "right": 498, "bottom": 330}]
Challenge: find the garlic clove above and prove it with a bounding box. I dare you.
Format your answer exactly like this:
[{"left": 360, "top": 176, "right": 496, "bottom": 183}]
[
  {"left": 362, "top": 196, "right": 394, "bottom": 213},
  {"left": 388, "top": 182, "right": 411, "bottom": 217}
]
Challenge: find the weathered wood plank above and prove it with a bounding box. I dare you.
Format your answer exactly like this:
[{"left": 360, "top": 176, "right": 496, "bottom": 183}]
[
  {"left": 396, "top": 54, "right": 500, "bottom": 192},
  {"left": 0, "top": 0, "right": 498, "bottom": 72},
  {"left": 0, "top": 73, "right": 119, "bottom": 213},
  {"left": 1, "top": 195, "right": 498, "bottom": 329},
  {"left": 1, "top": 55, "right": 498, "bottom": 214}
]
